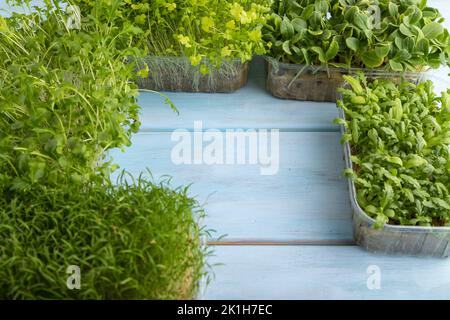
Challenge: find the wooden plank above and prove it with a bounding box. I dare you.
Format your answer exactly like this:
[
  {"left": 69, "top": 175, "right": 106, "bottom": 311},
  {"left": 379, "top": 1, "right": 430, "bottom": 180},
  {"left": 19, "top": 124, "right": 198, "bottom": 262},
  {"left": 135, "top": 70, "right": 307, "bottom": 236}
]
[
  {"left": 109, "top": 131, "right": 353, "bottom": 241},
  {"left": 208, "top": 239, "right": 355, "bottom": 246},
  {"left": 136, "top": 69, "right": 449, "bottom": 133},
  {"left": 201, "top": 245, "right": 450, "bottom": 300},
  {"left": 0, "top": 0, "right": 46, "bottom": 16},
  {"left": 137, "top": 57, "right": 340, "bottom": 132}
]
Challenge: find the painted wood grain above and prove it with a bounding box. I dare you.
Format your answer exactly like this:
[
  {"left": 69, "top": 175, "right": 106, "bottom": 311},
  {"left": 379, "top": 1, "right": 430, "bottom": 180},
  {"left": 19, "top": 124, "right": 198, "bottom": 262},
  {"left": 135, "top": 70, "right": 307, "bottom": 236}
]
[
  {"left": 109, "top": 131, "right": 353, "bottom": 241},
  {"left": 0, "top": 0, "right": 46, "bottom": 16},
  {"left": 201, "top": 245, "right": 450, "bottom": 300},
  {"left": 137, "top": 56, "right": 340, "bottom": 132}
]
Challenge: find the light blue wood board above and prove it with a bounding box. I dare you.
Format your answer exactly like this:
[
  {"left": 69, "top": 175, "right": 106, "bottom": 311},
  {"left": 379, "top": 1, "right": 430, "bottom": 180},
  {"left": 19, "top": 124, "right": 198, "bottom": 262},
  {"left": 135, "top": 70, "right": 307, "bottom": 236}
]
[
  {"left": 137, "top": 57, "right": 340, "bottom": 132},
  {"left": 201, "top": 245, "right": 450, "bottom": 300},
  {"left": 0, "top": 0, "right": 47, "bottom": 16},
  {"left": 431, "top": 1, "right": 450, "bottom": 29},
  {"left": 109, "top": 131, "right": 353, "bottom": 241}
]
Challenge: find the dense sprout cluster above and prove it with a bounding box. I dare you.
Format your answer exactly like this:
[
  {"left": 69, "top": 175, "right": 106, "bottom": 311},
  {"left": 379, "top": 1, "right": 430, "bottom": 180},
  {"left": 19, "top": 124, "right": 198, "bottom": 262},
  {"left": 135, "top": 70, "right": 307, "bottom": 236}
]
[
  {"left": 265, "top": 0, "right": 450, "bottom": 70},
  {"left": 338, "top": 74, "right": 450, "bottom": 227}
]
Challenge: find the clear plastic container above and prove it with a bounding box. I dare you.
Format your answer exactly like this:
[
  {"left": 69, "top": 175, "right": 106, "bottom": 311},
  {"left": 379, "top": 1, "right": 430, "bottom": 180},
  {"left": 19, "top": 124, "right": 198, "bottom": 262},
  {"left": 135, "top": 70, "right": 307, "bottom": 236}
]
[
  {"left": 266, "top": 56, "right": 427, "bottom": 102},
  {"left": 135, "top": 56, "right": 249, "bottom": 93},
  {"left": 337, "top": 74, "right": 450, "bottom": 257}
]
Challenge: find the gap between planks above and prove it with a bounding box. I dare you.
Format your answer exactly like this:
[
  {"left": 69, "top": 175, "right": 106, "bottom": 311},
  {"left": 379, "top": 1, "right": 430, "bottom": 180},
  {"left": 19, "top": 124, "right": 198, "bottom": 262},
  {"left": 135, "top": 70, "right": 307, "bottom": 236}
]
[
  {"left": 137, "top": 127, "right": 340, "bottom": 133},
  {"left": 207, "top": 239, "right": 356, "bottom": 246}
]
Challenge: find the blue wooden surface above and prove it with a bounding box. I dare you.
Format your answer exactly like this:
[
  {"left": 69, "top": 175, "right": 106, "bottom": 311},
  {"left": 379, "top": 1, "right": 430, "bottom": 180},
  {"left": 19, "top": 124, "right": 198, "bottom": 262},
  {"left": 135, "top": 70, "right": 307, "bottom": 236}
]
[
  {"left": 201, "top": 246, "right": 450, "bottom": 300},
  {"left": 0, "top": 0, "right": 46, "bottom": 16},
  {"left": 109, "top": 0, "right": 450, "bottom": 300},
  {"left": 110, "top": 132, "right": 353, "bottom": 241},
  {"left": 137, "top": 59, "right": 340, "bottom": 132}
]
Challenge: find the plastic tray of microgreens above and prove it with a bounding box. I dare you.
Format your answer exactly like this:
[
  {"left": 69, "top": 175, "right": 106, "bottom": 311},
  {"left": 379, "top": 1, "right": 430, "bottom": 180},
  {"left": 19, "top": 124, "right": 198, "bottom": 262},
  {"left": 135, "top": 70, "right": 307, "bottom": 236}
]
[
  {"left": 135, "top": 56, "right": 249, "bottom": 93},
  {"left": 336, "top": 72, "right": 450, "bottom": 257},
  {"left": 265, "top": 56, "right": 427, "bottom": 102}
]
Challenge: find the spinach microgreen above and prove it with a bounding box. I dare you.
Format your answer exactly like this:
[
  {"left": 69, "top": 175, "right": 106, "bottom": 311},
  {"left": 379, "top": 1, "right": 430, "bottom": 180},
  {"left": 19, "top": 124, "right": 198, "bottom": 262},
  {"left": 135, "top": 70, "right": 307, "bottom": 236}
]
[{"left": 264, "top": 0, "right": 450, "bottom": 71}]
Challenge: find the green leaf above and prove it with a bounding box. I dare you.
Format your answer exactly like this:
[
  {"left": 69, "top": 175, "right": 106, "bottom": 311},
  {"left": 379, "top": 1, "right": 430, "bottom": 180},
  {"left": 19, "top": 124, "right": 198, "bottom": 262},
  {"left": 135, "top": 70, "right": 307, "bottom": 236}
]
[
  {"left": 344, "top": 6, "right": 358, "bottom": 22},
  {"left": 385, "top": 209, "right": 395, "bottom": 218},
  {"left": 307, "top": 29, "right": 323, "bottom": 36},
  {"left": 408, "top": 6, "right": 423, "bottom": 25},
  {"left": 345, "top": 37, "right": 360, "bottom": 51},
  {"left": 423, "top": 200, "right": 436, "bottom": 209},
  {"left": 29, "top": 162, "right": 46, "bottom": 183},
  {"left": 365, "top": 205, "right": 378, "bottom": 215},
  {"left": 389, "top": 2, "right": 398, "bottom": 17},
  {"left": 343, "top": 168, "right": 357, "bottom": 180},
  {"left": 136, "top": 64, "right": 149, "bottom": 78},
  {"left": 416, "top": 38, "right": 429, "bottom": 55},
  {"left": 314, "top": 0, "right": 328, "bottom": 14},
  {"left": 309, "top": 11, "right": 322, "bottom": 28},
  {"left": 352, "top": 119, "right": 359, "bottom": 143},
  {"left": 281, "top": 17, "right": 294, "bottom": 38},
  {"left": 368, "top": 128, "right": 379, "bottom": 144},
  {"left": 353, "top": 12, "right": 367, "bottom": 30},
  {"left": 321, "top": 29, "right": 332, "bottom": 40},
  {"left": 301, "top": 4, "right": 315, "bottom": 20},
  {"left": 343, "top": 75, "right": 364, "bottom": 94},
  {"left": 351, "top": 96, "right": 366, "bottom": 105},
  {"left": 311, "top": 46, "right": 326, "bottom": 63},
  {"left": 380, "top": 127, "right": 397, "bottom": 138},
  {"left": 340, "top": 133, "right": 352, "bottom": 144},
  {"left": 386, "top": 156, "right": 403, "bottom": 166},
  {"left": 374, "top": 214, "right": 388, "bottom": 229},
  {"left": 282, "top": 40, "right": 292, "bottom": 55},
  {"left": 428, "top": 135, "right": 450, "bottom": 147},
  {"left": 356, "top": 178, "right": 371, "bottom": 188},
  {"left": 389, "top": 59, "right": 404, "bottom": 71},
  {"left": 402, "top": 37, "right": 415, "bottom": 52},
  {"left": 399, "top": 23, "right": 414, "bottom": 37},
  {"left": 395, "top": 49, "right": 412, "bottom": 61},
  {"left": 325, "top": 38, "right": 339, "bottom": 61},
  {"left": 361, "top": 50, "right": 384, "bottom": 68},
  {"left": 291, "top": 45, "right": 301, "bottom": 56},
  {"left": 301, "top": 48, "right": 311, "bottom": 65},
  {"left": 392, "top": 98, "right": 403, "bottom": 121},
  {"left": 404, "top": 155, "right": 428, "bottom": 169},
  {"left": 351, "top": 155, "right": 361, "bottom": 164},
  {"left": 332, "top": 118, "right": 347, "bottom": 126},
  {"left": 375, "top": 45, "right": 390, "bottom": 59},
  {"left": 403, "top": 189, "right": 414, "bottom": 202},
  {"left": 394, "top": 36, "right": 403, "bottom": 49},
  {"left": 291, "top": 18, "right": 307, "bottom": 33},
  {"left": 433, "top": 198, "right": 450, "bottom": 210},
  {"left": 401, "top": 174, "right": 421, "bottom": 189},
  {"left": 384, "top": 182, "right": 394, "bottom": 200},
  {"left": 422, "top": 22, "right": 444, "bottom": 39}
]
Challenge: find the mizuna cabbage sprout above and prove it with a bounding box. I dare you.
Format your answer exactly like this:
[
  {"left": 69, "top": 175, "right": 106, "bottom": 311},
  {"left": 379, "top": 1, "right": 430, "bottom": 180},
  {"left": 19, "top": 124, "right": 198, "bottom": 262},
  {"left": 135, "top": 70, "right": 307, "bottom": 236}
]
[{"left": 116, "top": 0, "right": 269, "bottom": 73}]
